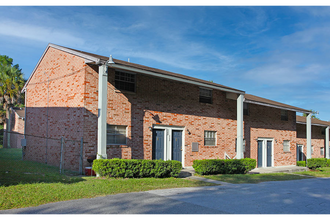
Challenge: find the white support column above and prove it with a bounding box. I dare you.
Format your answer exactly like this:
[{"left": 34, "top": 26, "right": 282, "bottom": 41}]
[
  {"left": 97, "top": 64, "right": 108, "bottom": 160},
  {"left": 326, "top": 126, "right": 329, "bottom": 159},
  {"left": 306, "top": 113, "right": 312, "bottom": 159},
  {"left": 237, "top": 94, "right": 244, "bottom": 159}
]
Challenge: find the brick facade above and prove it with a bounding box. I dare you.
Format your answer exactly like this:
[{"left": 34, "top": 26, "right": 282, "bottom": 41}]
[{"left": 24, "top": 45, "right": 328, "bottom": 172}]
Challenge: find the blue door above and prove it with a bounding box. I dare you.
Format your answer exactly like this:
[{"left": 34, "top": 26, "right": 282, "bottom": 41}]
[
  {"left": 152, "top": 129, "right": 165, "bottom": 160},
  {"left": 257, "top": 140, "right": 263, "bottom": 167},
  {"left": 267, "top": 140, "right": 272, "bottom": 167},
  {"left": 172, "top": 130, "right": 182, "bottom": 162}
]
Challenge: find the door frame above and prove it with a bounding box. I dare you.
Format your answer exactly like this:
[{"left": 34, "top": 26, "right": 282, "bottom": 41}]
[
  {"left": 257, "top": 138, "right": 274, "bottom": 168},
  {"left": 296, "top": 144, "right": 304, "bottom": 162},
  {"left": 152, "top": 125, "right": 185, "bottom": 166}
]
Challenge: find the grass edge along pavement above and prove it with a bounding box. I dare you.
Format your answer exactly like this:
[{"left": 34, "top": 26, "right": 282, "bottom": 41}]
[{"left": 0, "top": 148, "right": 215, "bottom": 210}]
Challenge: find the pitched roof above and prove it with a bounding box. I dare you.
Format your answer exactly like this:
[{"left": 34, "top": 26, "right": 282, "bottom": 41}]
[
  {"left": 22, "top": 43, "right": 312, "bottom": 115},
  {"left": 296, "top": 115, "right": 330, "bottom": 127},
  {"left": 12, "top": 107, "right": 25, "bottom": 119},
  {"left": 22, "top": 43, "right": 244, "bottom": 94},
  {"left": 245, "top": 94, "right": 311, "bottom": 113}
]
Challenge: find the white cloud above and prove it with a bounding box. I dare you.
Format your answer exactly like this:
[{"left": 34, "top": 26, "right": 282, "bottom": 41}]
[{"left": 0, "top": 20, "right": 85, "bottom": 46}]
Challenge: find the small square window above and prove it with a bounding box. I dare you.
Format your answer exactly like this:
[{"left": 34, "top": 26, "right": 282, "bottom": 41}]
[
  {"left": 322, "top": 128, "right": 326, "bottom": 135},
  {"left": 199, "top": 88, "right": 212, "bottom": 104},
  {"left": 204, "top": 131, "right": 216, "bottom": 146},
  {"left": 311, "top": 145, "right": 314, "bottom": 155},
  {"left": 321, "top": 147, "right": 324, "bottom": 156},
  {"left": 283, "top": 140, "right": 290, "bottom": 152},
  {"left": 107, "top": 125, "right": 127, "bottom": 145}
]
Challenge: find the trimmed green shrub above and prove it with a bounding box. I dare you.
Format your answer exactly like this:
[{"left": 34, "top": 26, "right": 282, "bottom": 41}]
[
  {"left": 296, "top": 161, "right": 306, "bottom": 167},
  {"left": 192, "top": 158, "right": 256, "bottom": 175},
  {"left": 327, "top": 159, "right": 330, "bottom": 167},
  {"left": 92, "top": 159, "right": 182, "bottom": 178},
  {"left": 307, "top": 158, "right": 327, "bottom": 169}
]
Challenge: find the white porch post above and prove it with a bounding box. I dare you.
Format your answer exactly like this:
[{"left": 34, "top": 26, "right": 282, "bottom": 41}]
[
  {"left": 97, "top": 64, "right": 108, "bottom": 160},
  {"left": 326, "top": 126, "right": 329, "bottom": 159},
  {"left": 306, "top": 113, "right": 312, "bottom": 159},
  {"left": 237, "top": 94, "right": 244, "bottom": 159}
]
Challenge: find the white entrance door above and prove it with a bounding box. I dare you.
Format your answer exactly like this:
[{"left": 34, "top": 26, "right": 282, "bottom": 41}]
[{"left": 257, "top": 138, "right": 274, "bottom": 168}]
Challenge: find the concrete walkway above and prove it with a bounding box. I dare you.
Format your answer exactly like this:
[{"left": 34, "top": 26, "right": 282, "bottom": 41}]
[
  {"left": 248, "top": 165, "right": 308, "bottom": 174},
  {"left": 179, "top": 165, "right": 310, "bottom": 185}
]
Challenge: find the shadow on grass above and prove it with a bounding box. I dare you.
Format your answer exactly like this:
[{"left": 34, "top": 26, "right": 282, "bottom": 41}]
[{"left": 0, "top": 148, "right": 86, "bottom": 187}]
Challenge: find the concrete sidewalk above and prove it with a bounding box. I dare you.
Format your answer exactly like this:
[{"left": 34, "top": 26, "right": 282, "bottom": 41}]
[
  {"left": 180, "top": 165, "right": 308, "bottom": 176},
  {"left": 248, "top": 165, "right": 308, "bottom": 174}
]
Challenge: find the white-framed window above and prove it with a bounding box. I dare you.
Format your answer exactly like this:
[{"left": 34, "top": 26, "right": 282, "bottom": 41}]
[
  {"left": 311, "top": 145, "right": 314, "bottom": 154},
  {"left": 107, "top": 125, "right": 127, "bottom": 145},
  {"left": 199, "top": 88, "right": 213, "bottom": 104},
  {"left": 321, "top": 147, "right": 324, "bottom": 156},
  {"left": 204, "top": 131, "right": 216, "bottom": 146},
  {"left": 283, "top": 140, "right": 290, "bottom": 152},
  {"left": 115, "top": 71, "right": 136, "bottom": 92}
]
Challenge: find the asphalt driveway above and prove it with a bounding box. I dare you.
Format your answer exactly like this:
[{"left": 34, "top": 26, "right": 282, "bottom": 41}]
[{"left": 1, "top": 177, "right": 330, "bottom": 214}]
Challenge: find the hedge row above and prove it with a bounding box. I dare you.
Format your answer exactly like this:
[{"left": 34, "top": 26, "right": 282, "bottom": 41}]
[
  {"left": 297, "top": 158, "right": 330, "bottom": 169},
  {"left": 192, "top": 158, "right": 256, "bottom": 175},
  {"left": 92, "top": 159, "right": 182, "bottom": 178}
]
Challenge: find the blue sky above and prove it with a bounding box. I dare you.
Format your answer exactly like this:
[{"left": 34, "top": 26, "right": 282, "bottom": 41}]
[{"left": 1, "top": 6, "right": 330, "bottom": 121}]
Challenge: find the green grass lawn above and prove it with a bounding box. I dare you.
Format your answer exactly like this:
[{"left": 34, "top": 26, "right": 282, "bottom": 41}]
[
  {"left": 0, "top": 148, "right": 215, "bottom": 210},
  {"left": 294, "top": 167, "right": 330, "bottom": 178}
]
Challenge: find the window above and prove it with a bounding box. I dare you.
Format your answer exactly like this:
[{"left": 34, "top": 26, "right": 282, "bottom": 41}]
[
  {"left": 281, "top": 110, "right": 288, "bottom": 121},
  {"left": 115, "top": 71, "right": 136, "bottom": 92},
  {"left": 311, "top": 145, "right": 314, "bottom": 154},
  {"left": 283, "top": 140, "right": 290, "bottom": 152},
  {"left": 235, "top": 138, "right": 246, "bottom": 152},
  {"left": 321, "top": 147, "right": 324, "bottom": 156},
  {"left": 107, "top": 125, "right": 127, "bottom": 145},
  {"left": 243, "top": 103, "right": 249, "bottom": 116},
  {"left": 322, "top": 128, "right": 326, "bottom": 135},
  {"left": 204, "top": 131, "right": 216, "bottom": 146},
  {"left": 199, "top": 88, "right": 212, "bottom": 104}
]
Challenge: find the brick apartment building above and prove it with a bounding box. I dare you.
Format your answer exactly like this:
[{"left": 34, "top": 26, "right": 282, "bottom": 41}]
[{"left": 21, "top": 43, "right": 330, "bottom": 172}]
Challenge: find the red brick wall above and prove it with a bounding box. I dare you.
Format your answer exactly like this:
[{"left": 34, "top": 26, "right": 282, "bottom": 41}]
[
  {"left": 9, "top": 109, "right": 25, "bottom": 149},
  {"left": 81, "top": 65, "right": 239, "bottom": 167},
  {"left": 244, "top": 103, "right": 297, "bottom": 167},
  {"left": 296, "top": 123, "right": 329, "bottom": 159},
  {"left": 25, "top": 47, "right": 87, "bottom": 170},
  {"left": 26, "top": 47, "right": 317, "bottom": 171}
]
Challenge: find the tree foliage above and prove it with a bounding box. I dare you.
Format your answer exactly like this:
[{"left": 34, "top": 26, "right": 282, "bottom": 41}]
[
  {"left": 0, "top": 55, "right": 25, "bottom": 123},
  {"left": 302, "top": 109, "right": 320, "bottom": 120}
]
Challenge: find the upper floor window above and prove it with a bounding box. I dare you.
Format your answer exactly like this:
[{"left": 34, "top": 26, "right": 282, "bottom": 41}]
[
  {"left": 243, "top": 103, "right": 249, "bottom": 116},
  {"left": 115, "top": 71, "right": 136, "bottom": 92},
  {"left": 281, "top": 110, "right": 288, "bottom": 121},
  {"left": 199, "top": 88, "right": 212, "bottom": 104}
]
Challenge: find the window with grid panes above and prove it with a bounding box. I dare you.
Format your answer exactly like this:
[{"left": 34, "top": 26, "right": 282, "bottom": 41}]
[
  {"left": 204, "top": 131, "right": 216, "bottom": 146},
  {"left": 115, "top": 71, "right": 136, "bottom": 92},
  {"left": 281, "top": 110, "right": 288, "bottom": 121},
  {"left": 107, "top": 125, "right": 127, "bottom": 145},
  {"left": 321, "top": 147, "right": 324, "bottom": 156},
  {"left": 283, "top": 140, "right": 290, "bottom": 152},
  {"left": 199, "top": 88, "right": 212, "bottom": 104}
]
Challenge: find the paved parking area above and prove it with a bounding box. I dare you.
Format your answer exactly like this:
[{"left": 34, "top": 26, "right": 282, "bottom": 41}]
[{"left": 1, "top": 178, "right": 330, "bottom": 214}]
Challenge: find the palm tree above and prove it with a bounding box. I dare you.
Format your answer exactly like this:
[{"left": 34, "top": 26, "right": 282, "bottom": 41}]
[{"left": 0, "top": 55, "right": 25, "bottom": 124}]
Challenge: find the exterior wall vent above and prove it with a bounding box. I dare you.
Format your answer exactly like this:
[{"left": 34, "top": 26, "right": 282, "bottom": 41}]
[{"left": 192, "top": 142, "right": 199, "bottom": 152}]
